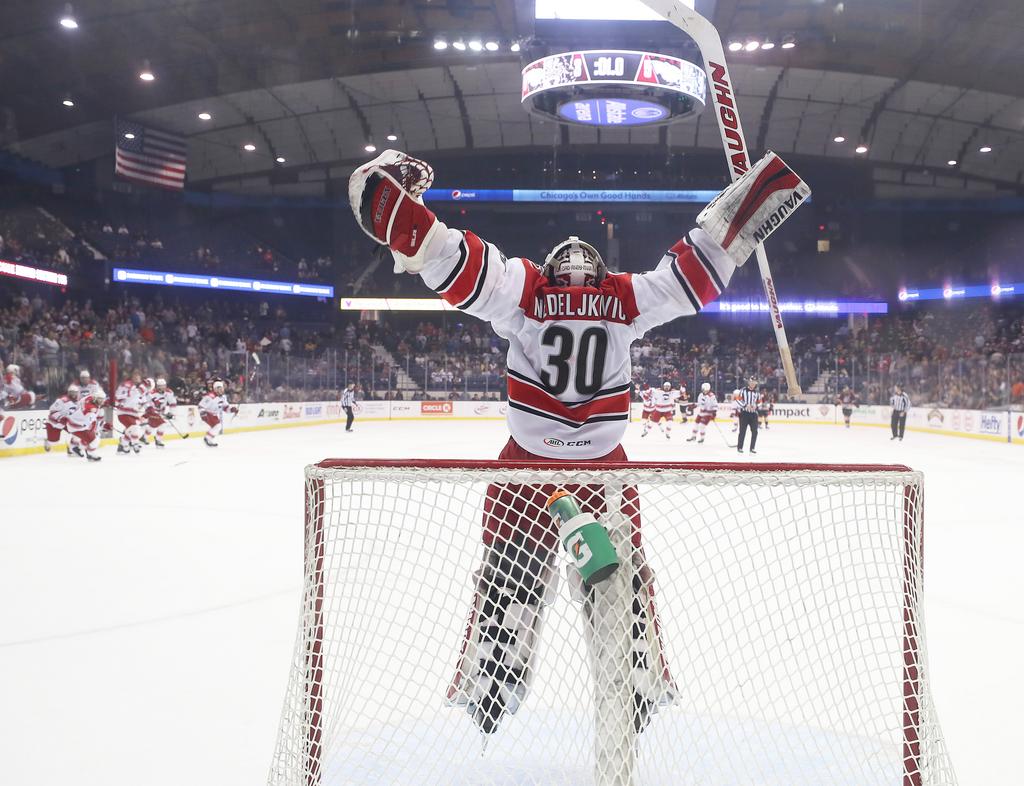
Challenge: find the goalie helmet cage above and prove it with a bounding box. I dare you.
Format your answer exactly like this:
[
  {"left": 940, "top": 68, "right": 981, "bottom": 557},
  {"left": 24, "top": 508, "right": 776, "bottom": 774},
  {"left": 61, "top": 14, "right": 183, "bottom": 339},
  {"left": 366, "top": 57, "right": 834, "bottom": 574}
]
[{"left": 269, "top": 460, "right": 956, "bottom": 786}]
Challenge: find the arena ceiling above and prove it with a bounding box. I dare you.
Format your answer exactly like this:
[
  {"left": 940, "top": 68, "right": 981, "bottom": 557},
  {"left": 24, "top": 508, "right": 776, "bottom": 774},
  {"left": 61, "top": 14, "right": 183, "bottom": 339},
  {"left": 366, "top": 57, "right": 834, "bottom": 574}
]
[{"left": 2, "top": 0, "right": 1024, "bottom": 194}]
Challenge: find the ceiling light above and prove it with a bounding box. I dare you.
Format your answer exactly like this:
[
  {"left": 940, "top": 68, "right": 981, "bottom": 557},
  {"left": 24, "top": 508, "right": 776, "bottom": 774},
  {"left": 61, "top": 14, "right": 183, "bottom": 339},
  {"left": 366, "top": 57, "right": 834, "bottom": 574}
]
[
  {"left": 452, "top": 40, "right": 466, "bottom": 51},
  {"left": 979, "top": 145, "right": 992, "bottom": 153},
  {"left": 139, "top": 60, "right": 155, "bottom": 81},
  {"left": 510, "top": 42, "right": 521, "bottom": 53},
  {"left": 468, "top": 40, "right": 483, "bottom": 52},
  {"left": 744, "top": 41, "right": 760, "bottom": 52},
  {"left": 364, "top": 143, "right": 377, "bottom": 153},
  {"left": 485, "top": 41, "right": 499, "bottom": 51},
  {"left": 243, "top": 143, "right": 256, "bottom": 152},
  {"left": 124, "top": 133, "right": 135, "bottom": 140},
  {"left": 386, "top": 133, "right": 398, "bottom": 142},
  {"left": 433, "top": 39, "right": 448, "bottom": 50},
  {"left": 276, "top": 156, "right": 286, "bottom": 164},
  {"left": 833, "top": 135, "right": 846, "bottom": 143},
  {"left": 781, "top": 36, "right": 796, "bottom": 49},
  {"left": 761, "top": 40, "right": 775, "bottom": 50},
  {"left": 855, "top": 144, "right": 868, "bottom": 154},
  {"left": 947, "top": 159, "right": 957, "bottom": 166},
  {"left": 59, "top": 5, "right": 78, "bottom": 29},
  {"left": 197, "top": 112, "right": 212, "bottom": 121},
  {"left": 62, "top": 97, "right": 75, "bottom": 108},
  {"left": 728, "top": 41, "right": 743, "bottom": 52}
]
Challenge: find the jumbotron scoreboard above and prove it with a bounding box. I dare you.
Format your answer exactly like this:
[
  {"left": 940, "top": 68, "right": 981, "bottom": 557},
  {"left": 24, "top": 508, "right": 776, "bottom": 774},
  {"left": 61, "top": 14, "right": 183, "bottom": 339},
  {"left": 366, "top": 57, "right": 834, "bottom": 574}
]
[{"left": 521, "top": 49, "right": 706, "bottom": 127}]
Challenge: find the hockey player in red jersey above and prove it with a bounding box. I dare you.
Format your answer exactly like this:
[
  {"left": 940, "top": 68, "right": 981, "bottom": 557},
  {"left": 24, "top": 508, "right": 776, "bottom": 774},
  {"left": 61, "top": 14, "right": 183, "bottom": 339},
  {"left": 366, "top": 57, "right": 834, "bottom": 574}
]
[
  {"left": 198, "top": 380, "right": 237, "bottom": 447},
  {"left": 351, "top": 148, "right": 810, "bottom": 735},
  {"left": 836, "top": 386, "right": 859, "bottom": 428},
  {"left": 115, "top": 370, "right": 146, "bottom": 454},
  {"left": 45, "top": 383, "right": 80, "bottom": 454},
  {"left": 3, "top": 364, "right": 36, "bottom": 410}
]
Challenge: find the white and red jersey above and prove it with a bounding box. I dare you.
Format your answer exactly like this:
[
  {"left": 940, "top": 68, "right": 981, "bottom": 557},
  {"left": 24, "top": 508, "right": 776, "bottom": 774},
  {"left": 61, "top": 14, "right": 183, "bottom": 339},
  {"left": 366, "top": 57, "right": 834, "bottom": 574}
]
[
  {"left": 114, "top": 380, "right": 145, "bottom": 416},
  {"left": 147, "top": 389, "right": 177, "bottom": 418},
  {"left": 47, "top": 395, "right": 78, "bottom": 428},
  {"left": 66, "top": 398, "right": 103, "bottom": 432},
  {"left": 696, "top": 391, "right": 719, "bottom": 416},
  {"left": 198, "top": 392, "right": 231, "bottom": 418},
  {"left": 652, "top": 388, "right": 679, "bottom": 414},
  {"left": 639, "top": 386, "right": 654, "bottom": 413},
  {"left": 3, "top": 373, "right": 33, "bottom": 408},
  {"left": 415, "top": 225, "right": 736, "bottom": 457},
  {"left": 80, "top": 381, "right": 105, "bottom": 402}
]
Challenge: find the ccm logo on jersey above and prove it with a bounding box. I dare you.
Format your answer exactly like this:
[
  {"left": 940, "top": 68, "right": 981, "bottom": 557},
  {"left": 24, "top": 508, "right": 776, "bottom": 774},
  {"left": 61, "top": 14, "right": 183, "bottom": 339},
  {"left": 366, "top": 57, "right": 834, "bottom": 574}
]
[{"left": 544, "top": 437, "right": 592, "bottom": 448}]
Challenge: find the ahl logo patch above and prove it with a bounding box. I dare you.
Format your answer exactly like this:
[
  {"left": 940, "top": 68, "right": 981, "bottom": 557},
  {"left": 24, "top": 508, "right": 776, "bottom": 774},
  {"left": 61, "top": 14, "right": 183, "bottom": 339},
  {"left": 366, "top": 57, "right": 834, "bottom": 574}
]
[{"left": 543, "top": 437, "right": 565, "bottom": 447}]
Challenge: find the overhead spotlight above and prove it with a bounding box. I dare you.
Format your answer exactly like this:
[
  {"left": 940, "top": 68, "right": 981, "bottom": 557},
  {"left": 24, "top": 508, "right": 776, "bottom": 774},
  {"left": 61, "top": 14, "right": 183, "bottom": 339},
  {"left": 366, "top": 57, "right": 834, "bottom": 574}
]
[
  {"left": 728, "top": 41, "right": 743, "bottom": 52},
  {"left": 947, "top": 159, "right": 957, "bottom": 166},
  {"left": 855, "top": 144, "right": 868, "bottom": 154},
  {"left": 452, "top": 40, "right": 466, "bottom": 51},
  {"left": 139, "top": 60, "right": 155, "bottom": 81},
  {"left": 761, "top": 40, "right": 775, "bottom": 50},
  {"left": 386, "top": 133, "right": 398, "bottom": 142},
  {"left": 124, "top": 132, "right": 135, "bottom": 140},
  {"left": 364, "top": 143, "right": 377, "bottom": 153},
  {"left": 485, "top": 41, "right": 499, "bottom": 51},
  {"left": 468, "top": 40, "right": 483, "bottom": 52},
  {"left": 979, "top": 145, "right": 992, "bottom": 153},
  {"left": 276, "top": 156, "right": 286, "bottom": 164},
  {"left": 433, "top": 39, "right": 448, "bottom": 50},
  {"left": 744, "top": 40, "right": 760, "bottom": 52},
  {"left": 59, "top": 4, "right": 78, "bottom": 29},
  {"left": 197, "top": 111, "right": 212, "bottom": 121},
  {"left": 833, "top": 135, "right": 846, "bottom": 143},
  {"left": 62, "top": 96, "right": 75, "bottom": 108},
  {"left": 243, "top": 143, "right": 256, "bottom": 152},
  {"left": 510, "top": 42, "right": 521, "bottom": 53},
  {"left": 781, "top": 37, "right": 796, "bottom": 49}
]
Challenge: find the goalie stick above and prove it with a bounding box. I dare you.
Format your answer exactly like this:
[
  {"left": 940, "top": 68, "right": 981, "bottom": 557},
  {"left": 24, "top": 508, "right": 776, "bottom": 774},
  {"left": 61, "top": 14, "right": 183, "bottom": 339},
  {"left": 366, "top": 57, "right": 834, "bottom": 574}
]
[{"left": 638, "top": 0, "right": 803, "bottom": 395}]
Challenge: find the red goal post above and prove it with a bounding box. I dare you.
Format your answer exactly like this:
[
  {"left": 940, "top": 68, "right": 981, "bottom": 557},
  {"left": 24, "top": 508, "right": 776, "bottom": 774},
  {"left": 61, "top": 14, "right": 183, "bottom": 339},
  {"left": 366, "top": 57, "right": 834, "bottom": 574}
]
[{"left": 271, "top": 459, "right": 955, "bottom": 786}]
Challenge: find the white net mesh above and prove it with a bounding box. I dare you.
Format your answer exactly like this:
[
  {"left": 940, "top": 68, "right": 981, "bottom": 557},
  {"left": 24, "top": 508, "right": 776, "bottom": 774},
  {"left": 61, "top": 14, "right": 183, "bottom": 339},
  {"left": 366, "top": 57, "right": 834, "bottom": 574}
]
[{"left": 269, "top": 461, "right": 956, "bottom": 786}]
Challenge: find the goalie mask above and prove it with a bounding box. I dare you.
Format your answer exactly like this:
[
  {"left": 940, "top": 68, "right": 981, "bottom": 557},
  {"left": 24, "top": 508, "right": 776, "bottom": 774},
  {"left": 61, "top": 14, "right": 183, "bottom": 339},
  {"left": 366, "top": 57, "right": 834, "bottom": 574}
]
[{"left": 542, "top": 236, "right": 606, "bottom": 288}]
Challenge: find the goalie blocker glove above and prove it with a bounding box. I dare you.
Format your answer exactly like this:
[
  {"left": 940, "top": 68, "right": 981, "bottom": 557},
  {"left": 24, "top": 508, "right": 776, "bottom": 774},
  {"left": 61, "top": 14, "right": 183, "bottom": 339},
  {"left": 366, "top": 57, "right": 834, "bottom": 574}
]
[
  {"left": 696, "top": 151, "right": 811, "bottom": 267},
  {"left": 349, "top": 149, "right": 439, "bottom": 273}
]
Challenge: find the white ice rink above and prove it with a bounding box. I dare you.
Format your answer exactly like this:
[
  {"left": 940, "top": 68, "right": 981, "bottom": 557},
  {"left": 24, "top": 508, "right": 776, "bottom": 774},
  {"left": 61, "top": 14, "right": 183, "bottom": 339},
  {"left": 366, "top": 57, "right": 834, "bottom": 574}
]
[{"left": 1, "top": 418, "right": 1020, "bottom": 786}]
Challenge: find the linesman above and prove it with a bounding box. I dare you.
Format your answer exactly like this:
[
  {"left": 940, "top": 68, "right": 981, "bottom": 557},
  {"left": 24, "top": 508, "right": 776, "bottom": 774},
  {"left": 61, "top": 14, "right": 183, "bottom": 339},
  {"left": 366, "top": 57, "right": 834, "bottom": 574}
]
[
  {"left": 890, "top": 384, "right": 910, "bottom": 441},
  {"left": 737, "top": 376, "right": 761, "bottom": 454}
]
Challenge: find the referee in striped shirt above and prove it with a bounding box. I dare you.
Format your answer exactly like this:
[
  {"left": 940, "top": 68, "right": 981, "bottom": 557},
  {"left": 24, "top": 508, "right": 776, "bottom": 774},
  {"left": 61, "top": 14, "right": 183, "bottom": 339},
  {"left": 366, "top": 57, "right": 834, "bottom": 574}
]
[
  {"left": 890, "top": 384, "right": 911, "bottom": 441},
  {"left": 737, "top": 377, "right": 761, "bottom": 454}
]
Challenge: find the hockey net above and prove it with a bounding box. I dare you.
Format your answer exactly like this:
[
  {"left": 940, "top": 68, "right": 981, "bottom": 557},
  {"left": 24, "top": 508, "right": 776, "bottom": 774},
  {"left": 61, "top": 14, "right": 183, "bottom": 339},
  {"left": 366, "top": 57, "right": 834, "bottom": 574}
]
[{"left": 269, "top": 460, "right": 956, "bottom": 786}]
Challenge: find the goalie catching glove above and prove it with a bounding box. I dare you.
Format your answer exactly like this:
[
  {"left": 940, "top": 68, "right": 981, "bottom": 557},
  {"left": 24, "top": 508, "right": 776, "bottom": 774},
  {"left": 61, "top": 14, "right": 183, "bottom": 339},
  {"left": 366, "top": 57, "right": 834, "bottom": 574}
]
[
  {"left": 348, "top": 149, "right": 439, "bottom": 273},
  {"left": 697, "top": 150, "right": 810, "bottom": 267}
]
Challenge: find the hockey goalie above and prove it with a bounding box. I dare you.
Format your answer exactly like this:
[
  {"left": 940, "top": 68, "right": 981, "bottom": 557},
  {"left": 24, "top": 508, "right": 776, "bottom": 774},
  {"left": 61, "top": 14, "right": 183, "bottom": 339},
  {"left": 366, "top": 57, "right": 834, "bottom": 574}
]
[{"left": 349, "top": 149, "right": 809, "bottom": 737}]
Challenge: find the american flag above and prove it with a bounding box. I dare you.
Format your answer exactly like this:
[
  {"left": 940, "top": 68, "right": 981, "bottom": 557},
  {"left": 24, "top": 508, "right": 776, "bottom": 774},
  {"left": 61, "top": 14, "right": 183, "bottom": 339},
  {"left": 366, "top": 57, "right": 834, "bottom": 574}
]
[{"left": 114, "top": 119, "right": 187, "bottom": 190}]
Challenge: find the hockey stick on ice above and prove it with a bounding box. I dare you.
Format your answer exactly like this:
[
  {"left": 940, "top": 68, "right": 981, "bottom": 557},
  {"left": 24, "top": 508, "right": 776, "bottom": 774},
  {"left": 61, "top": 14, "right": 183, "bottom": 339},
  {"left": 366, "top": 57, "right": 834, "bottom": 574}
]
[
  {"left": 638, "top": 0, "right": 803, "bottom": 395},
  {"left": 711, "top": 418, "right": 737, "bottom": 449}
]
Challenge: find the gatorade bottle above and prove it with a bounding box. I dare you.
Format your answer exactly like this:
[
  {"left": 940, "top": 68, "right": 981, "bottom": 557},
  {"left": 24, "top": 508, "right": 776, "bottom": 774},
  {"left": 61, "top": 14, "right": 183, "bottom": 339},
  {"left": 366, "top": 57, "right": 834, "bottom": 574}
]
[{"left": 545, "top": 489, "right": 619, "bottom": 586}]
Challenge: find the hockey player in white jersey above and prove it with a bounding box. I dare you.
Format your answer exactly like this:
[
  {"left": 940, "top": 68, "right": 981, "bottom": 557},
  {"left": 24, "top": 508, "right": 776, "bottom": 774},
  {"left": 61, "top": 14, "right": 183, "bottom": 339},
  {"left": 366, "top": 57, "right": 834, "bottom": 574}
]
[
  {"left": 115, "top": 370, "right": 146, "bottom": 454},
  {"left": 198, "top": 380, "right": 237, "bottom": 447},
  {"left": 66, "top": 390, "right": 105, "bottom": 461},
  {"left": 3, "top": 364, "right": 36, "bottom": 410},
  {"left": 45, "top": 384, "right": 80, "bottom": 454},
  {"left": 686, "top": 382, "right": 718, "bottom": 444},
  {"left": 144, "top": 378, "right": 177, "bottom": 447},
  {"left": 649, "top": 382, "right": 679, "bottom": 439},
  {"left": 351, "top": 148, "right": 810, "bottom": 736}
]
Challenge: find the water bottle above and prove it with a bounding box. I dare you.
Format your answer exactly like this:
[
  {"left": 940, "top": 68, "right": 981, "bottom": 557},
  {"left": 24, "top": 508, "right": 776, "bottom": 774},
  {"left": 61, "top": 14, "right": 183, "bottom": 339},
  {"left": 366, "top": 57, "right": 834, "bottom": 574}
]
[{"left": 545, "top": 489, "right": 619, "bottom": 586}]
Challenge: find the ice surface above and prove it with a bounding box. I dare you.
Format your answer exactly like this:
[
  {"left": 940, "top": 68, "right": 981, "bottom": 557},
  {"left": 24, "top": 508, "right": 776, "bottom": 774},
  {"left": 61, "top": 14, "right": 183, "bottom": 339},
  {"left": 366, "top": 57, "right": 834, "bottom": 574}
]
[{"left": 1, "top": 419, "right": 1020, "bottom": 785}]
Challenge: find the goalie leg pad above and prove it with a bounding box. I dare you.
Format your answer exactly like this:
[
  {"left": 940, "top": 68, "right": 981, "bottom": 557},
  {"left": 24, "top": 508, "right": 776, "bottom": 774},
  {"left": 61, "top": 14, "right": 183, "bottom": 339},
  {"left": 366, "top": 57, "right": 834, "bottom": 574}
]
[
  {"left": 447, "top": 534, "right": 558, "bottom": 734},
  {"left": 570, "top": 551, "right": 677, "bottom": 734}
]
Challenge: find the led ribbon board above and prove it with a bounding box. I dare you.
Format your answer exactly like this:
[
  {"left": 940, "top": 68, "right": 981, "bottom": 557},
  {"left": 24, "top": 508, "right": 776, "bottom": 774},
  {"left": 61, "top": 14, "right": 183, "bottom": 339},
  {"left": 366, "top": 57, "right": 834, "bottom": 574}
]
[
  {"left": 113, "top": 268, "right": 334, "bottom": 298},
  {"left": 423, "top": 189, "right": 720, "bottom": 203},
  {"left": 340, "top": 297, "right": 887, "bottom": 316},
  {"left": 521, "top": 50, "right": 706, "bottom": 127},
  {"left": 0, "top": 259, "right": 68, "bottom": 287},
  {"left": 899, "top": 283, "right": 1022, "bottom": 302}
]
